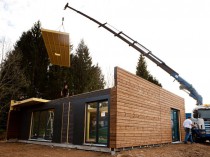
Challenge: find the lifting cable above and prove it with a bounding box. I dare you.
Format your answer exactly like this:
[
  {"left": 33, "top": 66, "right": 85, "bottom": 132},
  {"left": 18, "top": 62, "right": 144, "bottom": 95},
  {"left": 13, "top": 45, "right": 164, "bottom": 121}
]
[{"left": 56, "top": 17, "right": 66, "bottom": 32}]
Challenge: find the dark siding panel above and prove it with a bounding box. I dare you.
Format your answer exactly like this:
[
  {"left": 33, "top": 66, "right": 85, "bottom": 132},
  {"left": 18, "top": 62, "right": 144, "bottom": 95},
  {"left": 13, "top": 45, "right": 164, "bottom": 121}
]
[
  {"left": 61, "top": 103, "right": 70, "bottom": 143},
  {"left": 72, "top": 102, "right": 85, "bottom": 145},
  {"left": 53, "top": 106, "right": 63, "bottom": 143},
  {"left": 6, "top": 111, "right": 21, "bottom": 139},
  {"left": 19, "top": 110, "right": 32, "bottom": 140}
]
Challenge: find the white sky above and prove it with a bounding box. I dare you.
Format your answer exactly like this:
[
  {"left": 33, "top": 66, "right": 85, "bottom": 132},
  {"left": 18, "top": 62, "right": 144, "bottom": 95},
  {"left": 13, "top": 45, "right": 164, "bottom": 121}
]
[{"left": 1, "top": 0, "right": 210, "bottom": 113}]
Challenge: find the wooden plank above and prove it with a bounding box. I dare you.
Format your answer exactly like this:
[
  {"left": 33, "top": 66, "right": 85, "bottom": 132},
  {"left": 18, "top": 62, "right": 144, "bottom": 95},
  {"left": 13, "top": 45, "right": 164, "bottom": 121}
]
[{"left": 11, "top": 98, "right": 50, "bottom": 108}]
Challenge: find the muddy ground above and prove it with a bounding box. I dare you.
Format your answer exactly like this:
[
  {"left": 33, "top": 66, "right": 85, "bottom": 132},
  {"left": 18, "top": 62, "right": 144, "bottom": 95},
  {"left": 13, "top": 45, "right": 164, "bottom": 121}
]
[{"left": 0, "top": 141, "right": 210, "bottom": 157}]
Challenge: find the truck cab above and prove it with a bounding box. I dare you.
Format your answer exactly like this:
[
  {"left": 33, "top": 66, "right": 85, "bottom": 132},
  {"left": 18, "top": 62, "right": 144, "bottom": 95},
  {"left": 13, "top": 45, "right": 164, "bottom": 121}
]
[{"left": 192, "top": 104, "right": 210, "bottom": 142}]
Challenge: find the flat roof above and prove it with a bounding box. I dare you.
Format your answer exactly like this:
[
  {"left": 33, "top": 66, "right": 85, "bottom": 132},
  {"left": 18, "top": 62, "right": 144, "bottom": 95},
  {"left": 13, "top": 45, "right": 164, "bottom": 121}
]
[
  {"left": 41, "top": 28, "right": 70, "bottom": 67},
  {"left": 11, "top": 98, "right": 50, "bottom": 108}
]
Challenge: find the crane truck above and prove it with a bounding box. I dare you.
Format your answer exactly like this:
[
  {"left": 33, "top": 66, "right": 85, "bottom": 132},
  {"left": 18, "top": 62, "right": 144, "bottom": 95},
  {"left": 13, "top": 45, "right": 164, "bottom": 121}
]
[{"left": 64, "top": 3, "right": 209, "bottom": 142}]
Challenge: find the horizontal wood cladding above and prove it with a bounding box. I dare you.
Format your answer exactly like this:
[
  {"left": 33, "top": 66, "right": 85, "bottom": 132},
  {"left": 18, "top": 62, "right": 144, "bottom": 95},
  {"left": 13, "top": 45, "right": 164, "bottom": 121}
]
[
  {"left": 110, "top": 87, "right": 117, "bottom": 148},
  {"left": 110, "top": 67, "right": 185, "bottom": 148}
]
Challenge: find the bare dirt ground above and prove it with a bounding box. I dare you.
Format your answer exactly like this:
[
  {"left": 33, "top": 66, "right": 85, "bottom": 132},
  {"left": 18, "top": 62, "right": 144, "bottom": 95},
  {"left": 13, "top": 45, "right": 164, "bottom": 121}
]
[{"left": 0, "top": 141, "right": 210, "bottom": 157}]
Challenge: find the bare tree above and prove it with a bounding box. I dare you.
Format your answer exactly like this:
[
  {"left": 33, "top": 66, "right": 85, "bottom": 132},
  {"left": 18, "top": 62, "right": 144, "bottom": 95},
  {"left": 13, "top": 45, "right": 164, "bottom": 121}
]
[
  {"left": 0, "top": 38, "right": 30, "bottom": 130},
  {"left": 0, "top": 50, "right": 29, "bottom": 127},
  {"left": 105, "top": 67, "right": 114, "bottom": 88},
  {"left": 0, "top": 37, "right": 11, "bottom": 65}
]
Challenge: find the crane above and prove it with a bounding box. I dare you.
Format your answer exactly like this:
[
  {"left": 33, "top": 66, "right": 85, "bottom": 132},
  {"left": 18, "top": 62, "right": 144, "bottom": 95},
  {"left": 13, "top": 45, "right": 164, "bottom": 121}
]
[{"left": 64, "top": 3, "right": 203, "bottom": 106}]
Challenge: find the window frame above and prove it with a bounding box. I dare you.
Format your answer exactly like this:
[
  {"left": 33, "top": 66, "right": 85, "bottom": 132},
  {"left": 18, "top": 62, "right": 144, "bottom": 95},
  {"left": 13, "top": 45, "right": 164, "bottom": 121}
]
[
  {"left": 29, "top": 109, "right": 55, "bottom": 142},
  {"left": 84, "top": 100, "right": 109, "bottom": 146}
]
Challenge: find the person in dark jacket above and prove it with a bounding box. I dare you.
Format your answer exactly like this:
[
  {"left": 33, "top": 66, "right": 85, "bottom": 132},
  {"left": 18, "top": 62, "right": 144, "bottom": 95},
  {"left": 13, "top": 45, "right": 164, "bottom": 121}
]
[{"left": 61, "top": 84, "right": 69, "bottom": 97}]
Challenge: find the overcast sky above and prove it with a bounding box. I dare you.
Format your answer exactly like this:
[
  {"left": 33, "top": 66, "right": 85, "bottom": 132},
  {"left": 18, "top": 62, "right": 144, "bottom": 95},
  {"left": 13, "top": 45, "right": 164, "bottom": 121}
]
[{"left": 1, "top": 0, "right": 210, "bottom": 112}]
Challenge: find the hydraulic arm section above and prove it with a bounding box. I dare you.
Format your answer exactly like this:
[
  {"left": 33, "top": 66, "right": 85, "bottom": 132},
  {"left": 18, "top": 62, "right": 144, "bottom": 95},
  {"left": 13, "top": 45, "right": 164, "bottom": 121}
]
[{"left": 64, "top": 3, "right": 203, "bottom": 105}]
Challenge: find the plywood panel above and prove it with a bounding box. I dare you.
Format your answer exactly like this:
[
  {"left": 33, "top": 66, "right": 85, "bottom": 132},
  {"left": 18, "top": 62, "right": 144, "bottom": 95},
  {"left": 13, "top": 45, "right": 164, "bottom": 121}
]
[{"left": 41, "top": 29, "right": 70, "bottom": 67}]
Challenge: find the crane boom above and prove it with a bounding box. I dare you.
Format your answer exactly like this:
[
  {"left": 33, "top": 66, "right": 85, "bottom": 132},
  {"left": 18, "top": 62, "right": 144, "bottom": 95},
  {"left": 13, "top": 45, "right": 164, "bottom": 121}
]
[{"left": 64, "top": 3, "right": 203, "bottom": 105}]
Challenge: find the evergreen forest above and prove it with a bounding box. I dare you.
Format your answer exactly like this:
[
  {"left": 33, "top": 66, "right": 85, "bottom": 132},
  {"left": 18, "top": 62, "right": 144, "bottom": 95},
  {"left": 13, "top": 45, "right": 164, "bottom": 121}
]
[{"left": 0, "top": 21, "right": 161, "bottom": 133}]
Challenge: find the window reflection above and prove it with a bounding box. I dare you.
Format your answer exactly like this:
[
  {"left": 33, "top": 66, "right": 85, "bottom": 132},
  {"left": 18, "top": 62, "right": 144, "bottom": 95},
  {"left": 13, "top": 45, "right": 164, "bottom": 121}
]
[
  {"left": 86, "top": 101, "right": 108, "bottom": 144},
  {"left": 30, "top": 109, "right": 54, "bottom": 141},
  {"left": 98, "top": 102, "right": 108, "bottom": 144}
]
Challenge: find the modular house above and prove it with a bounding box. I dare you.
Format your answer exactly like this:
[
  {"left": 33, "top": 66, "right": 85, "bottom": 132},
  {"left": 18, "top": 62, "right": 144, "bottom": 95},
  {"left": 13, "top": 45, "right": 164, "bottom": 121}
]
[{"left": 7, "top": 67, "right": 185, "bottom": 150}]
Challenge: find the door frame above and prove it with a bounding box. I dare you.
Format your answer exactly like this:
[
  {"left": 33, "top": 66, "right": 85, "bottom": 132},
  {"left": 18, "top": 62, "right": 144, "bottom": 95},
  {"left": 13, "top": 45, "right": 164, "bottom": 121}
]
[
  {"left": 84, "top": 99, "right": 109, "bottom": 146},
  {"left": 29, "top": 109, "right": 54, "bottom": 142},
  {"left": 171, "top": 108, "right": 180, "bottom": 142}
]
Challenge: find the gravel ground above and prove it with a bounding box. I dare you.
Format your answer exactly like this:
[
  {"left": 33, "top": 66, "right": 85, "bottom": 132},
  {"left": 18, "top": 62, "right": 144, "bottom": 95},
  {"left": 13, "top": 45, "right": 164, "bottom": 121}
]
[{"left": 0, "top": 141, "right": 210, "bottom": 157}]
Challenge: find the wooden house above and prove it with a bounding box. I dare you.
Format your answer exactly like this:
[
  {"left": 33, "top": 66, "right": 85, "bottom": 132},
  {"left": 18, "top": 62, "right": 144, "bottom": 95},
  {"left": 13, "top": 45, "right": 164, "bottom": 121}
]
[{"left": 7, "top": 67, "right": 185, "bottom": 151}]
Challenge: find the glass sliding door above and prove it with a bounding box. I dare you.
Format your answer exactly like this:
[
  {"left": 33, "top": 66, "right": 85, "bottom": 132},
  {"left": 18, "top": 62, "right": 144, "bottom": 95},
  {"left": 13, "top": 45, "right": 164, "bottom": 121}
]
[
  {"left": 85, "top": 100, "right": 108, "bottom": 145},
  {"left": 30, "top": 109, "right": 54, "bottom": 141},
  {"left": 31, "top": 111, "right": 39, "bottom": 139},
  {"left": 38, "top": 111, "right": 48, "bottom": 139},
  {"left": 98, "top": 101, "right": 108, "bottom": 144}
]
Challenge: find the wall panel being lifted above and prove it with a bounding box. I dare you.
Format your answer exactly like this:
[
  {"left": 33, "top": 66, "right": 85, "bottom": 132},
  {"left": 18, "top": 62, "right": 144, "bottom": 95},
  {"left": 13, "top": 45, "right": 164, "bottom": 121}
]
[{"left": 41, "top": 29, "right": 70, "bottom": 67}]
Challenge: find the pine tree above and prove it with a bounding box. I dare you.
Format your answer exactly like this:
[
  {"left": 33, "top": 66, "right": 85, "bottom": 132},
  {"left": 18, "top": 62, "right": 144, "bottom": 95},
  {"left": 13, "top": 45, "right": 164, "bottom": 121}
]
[
  {"left": 136, "top": 54, "right": 162, "bottom": 87},
  {"left": 14, "top": 21, "right": 49, "bottom": 97},
  {"left": 136, "top": 54, "right": 150, "bottom": 79},
  {"left": 71, "top": 40, "right": 105, "bottom": 94}
]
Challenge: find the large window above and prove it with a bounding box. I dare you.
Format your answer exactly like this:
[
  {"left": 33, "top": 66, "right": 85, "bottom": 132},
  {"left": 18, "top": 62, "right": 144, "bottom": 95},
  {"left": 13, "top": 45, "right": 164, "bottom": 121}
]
[
  {"left": 85, "top": 101, "right": 108, "bottom": 145},
  {"left": 30, "top": 109, "right": 54, "bottom": 141}
]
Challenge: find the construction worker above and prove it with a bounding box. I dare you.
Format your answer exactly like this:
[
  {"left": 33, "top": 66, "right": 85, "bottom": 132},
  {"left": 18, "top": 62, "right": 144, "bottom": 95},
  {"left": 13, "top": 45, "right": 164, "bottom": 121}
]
[
  {"left": 183, "top": 116, "right": 195, "bottom": 144},
  {"left": 61, "top": 84, "right": 69, "bottom": 97}
]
